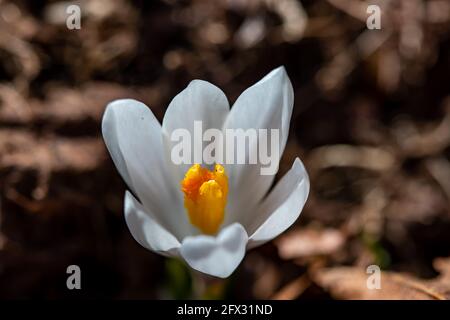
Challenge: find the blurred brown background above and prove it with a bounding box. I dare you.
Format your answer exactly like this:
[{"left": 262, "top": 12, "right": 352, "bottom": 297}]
[{"left": 0, "top": 0, "right": 449, "bottom": 299}]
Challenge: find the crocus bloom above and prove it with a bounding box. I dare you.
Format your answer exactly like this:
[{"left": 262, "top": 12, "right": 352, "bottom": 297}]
[{"left": 101, "top": 67, "right": 309, "bottom": 278}]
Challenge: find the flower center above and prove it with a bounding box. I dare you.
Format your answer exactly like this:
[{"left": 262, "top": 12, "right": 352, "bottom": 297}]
[{"left": 181, "top": 164, "right": 228, "bottom": 235}]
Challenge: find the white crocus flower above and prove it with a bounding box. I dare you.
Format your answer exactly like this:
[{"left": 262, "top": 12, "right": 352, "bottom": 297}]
[{"left": 101, "top": 67, "right": 309, "bottom": 278}]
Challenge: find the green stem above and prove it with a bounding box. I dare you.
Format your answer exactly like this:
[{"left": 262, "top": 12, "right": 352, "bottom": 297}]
[{"left": 190, "top": 270, "right": 227, "bottom": 299}]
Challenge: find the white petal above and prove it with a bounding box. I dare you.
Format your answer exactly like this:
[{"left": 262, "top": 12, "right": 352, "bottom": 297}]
[
  {"left": 102, "top": 99, "right": 190, "bottom": 239},
  {"left": 102, "top": 100, "right": 135, "bottom": 194},
  {"left": 247, "top": 158, "right": 309, "bottom": 249},
  {"left": 124, "top": 191, "right": 180, "bottom": 256},
  {"left": 222, "top": 67, "right": 294, "bottom": 225},
  {"left": 162, "top": 80, "right": 230, "bottom": 182},
  {"left": 179, "top": 223, "right": 248, "bottom": 278}
]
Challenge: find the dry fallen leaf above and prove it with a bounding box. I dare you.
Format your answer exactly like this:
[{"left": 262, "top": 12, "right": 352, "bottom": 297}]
[
  {"left": 271, "top": 275, "right": 311, "bottom": 300},
  {"left": 276, "top": 227, "right": 345, "bottom": 259},
  {"left": 313, "top": 257, "right": 450, "bottom": 300}
]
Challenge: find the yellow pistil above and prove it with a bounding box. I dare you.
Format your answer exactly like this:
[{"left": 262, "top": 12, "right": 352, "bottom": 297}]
[{"left": 181, "top": 164, "right": 228, "bottom": 235}]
